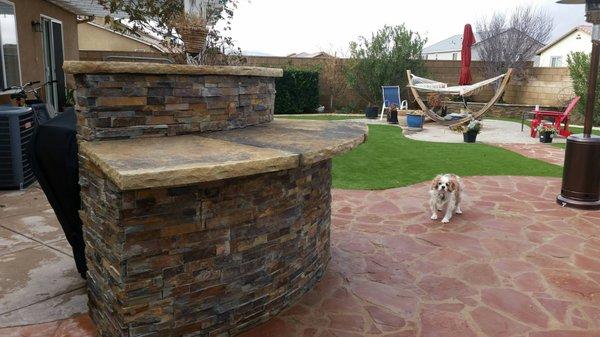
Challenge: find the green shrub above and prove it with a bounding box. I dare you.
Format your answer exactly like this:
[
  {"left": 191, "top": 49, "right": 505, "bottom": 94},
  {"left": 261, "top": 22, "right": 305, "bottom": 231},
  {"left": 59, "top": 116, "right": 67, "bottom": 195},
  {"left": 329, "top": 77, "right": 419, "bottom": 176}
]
[
  {"left": 274, "top": 69, "right": 320, "bottom": 114},
  {"left": 345, "top": 25, "right": 427, "bottom": 107},
  {"left": 567, "top": 52, "right": 600, "bottom": 126}
]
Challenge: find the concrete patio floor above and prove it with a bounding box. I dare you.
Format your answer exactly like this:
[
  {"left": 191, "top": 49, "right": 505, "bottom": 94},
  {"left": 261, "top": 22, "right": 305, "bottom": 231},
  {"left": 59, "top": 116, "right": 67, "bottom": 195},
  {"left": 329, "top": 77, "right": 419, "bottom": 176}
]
[
  {"left": 403, "top": 119, "right": 567, "bottom": 145},
  {"left": 1, "top": 176, "right": 599, "bottom": 336}
]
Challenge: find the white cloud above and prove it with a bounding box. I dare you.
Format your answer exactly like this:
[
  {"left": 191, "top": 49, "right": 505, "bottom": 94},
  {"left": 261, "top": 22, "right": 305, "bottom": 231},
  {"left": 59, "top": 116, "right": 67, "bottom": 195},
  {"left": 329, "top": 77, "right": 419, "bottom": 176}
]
[{"left": 229, "top": 0, "right": 586, "bottom": 56}]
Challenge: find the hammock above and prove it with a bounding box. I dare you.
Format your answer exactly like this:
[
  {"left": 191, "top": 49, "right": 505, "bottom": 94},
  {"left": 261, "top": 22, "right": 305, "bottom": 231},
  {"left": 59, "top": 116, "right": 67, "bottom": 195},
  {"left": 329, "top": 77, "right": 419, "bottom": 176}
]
[
  {"left": 408, "top": 73, "right": 506, "bottom": 97},
  {"left": 406, "top": 68, "right": 513, "bottom": 126}
]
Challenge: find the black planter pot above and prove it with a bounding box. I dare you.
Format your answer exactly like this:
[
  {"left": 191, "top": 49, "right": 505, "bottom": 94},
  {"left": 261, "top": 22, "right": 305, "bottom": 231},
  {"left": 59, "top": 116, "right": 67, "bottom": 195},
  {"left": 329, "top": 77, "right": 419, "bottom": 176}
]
[
  {"left": 539, "top": 131, "right": 554, "bottom": 143},
  {"left": 365, "top": 106, "right": 379, "bottom": 119},
  {"left": 463, "top": 130, "right": 478, "bottom": 143},
  {"left": 388, "top": 110, "right": 398, "bottom": 124}
]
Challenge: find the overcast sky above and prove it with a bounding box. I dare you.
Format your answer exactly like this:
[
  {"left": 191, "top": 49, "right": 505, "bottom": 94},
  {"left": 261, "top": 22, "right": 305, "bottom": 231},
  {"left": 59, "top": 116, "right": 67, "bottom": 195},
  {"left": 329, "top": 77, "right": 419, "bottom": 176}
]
[{"left": 228, "top": 0, "right": 587, "bottom": 56}]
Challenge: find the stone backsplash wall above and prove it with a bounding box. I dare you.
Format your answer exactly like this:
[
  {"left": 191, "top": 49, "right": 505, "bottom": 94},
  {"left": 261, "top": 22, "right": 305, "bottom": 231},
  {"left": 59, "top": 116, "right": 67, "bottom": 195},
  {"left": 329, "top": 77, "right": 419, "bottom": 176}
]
[
  {"left": 73, "top": 73, "right": 276, "bottom": 140},
  {"left": 79, "top": 153, "right": 332, "bottom": 336}
]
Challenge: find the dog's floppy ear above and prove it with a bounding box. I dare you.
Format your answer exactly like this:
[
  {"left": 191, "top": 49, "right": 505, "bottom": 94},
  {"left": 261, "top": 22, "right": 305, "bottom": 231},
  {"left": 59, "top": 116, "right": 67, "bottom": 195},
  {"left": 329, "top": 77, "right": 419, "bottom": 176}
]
[
  {"left": 448, "top": 177, "right": 459, "bottom": 192},
  {"left": 431, "top": 175, "right": 442, "bottom": 190}
]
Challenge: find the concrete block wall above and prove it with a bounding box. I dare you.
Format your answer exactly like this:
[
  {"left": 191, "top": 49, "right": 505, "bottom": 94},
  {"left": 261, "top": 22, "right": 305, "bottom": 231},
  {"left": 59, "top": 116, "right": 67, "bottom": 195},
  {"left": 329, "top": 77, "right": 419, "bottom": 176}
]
[{"left": 79, "top": 52, "right": 576, "bottom": 110}]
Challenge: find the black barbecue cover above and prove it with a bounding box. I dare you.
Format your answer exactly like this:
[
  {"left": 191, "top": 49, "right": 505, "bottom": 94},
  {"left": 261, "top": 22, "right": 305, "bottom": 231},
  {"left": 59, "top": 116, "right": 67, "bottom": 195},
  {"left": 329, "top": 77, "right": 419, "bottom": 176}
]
[{"left": 27, "top": 109, "right": 87, "bottom": 278}]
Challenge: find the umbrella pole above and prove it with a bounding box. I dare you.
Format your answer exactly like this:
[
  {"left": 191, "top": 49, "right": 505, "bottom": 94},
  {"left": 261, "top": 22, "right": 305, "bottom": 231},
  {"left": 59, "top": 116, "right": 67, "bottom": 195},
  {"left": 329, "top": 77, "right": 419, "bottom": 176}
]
[{"left": 583, "top": 35, "right": 600, "bottom": 136}]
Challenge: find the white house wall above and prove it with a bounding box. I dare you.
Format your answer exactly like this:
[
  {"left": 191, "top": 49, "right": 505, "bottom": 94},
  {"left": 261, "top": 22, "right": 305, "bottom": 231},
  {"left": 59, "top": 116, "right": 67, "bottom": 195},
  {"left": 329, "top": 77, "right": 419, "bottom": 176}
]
[
  {"left": 422, "top": 47, "right": 484, "bottom": 62},
  {"left": 538, "top": 31, "right": 591, "bottom": 67}
]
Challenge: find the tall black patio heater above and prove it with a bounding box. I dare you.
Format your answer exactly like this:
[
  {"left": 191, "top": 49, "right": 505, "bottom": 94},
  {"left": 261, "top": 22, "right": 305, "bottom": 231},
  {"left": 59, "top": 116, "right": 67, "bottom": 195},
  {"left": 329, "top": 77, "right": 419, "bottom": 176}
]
[{"left": 557, "top": 0, "right": 600, "bottom": 209}]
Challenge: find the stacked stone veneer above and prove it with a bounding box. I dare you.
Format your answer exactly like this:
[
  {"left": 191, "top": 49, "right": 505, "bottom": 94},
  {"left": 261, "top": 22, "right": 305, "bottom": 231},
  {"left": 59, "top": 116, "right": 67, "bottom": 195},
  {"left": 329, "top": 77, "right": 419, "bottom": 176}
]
[
  {"left": 73, "top": 73, "right": 276, "bottom": 140},
  {"left": 79, "top": 154, "right": 332, "bottom": 336}
]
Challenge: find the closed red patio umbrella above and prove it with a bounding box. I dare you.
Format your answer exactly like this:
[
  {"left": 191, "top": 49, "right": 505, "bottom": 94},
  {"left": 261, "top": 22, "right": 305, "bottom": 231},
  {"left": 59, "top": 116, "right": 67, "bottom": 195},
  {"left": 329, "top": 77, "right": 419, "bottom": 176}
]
[{"left": 459, "top": 24, "right": 476, "bottom": 85}]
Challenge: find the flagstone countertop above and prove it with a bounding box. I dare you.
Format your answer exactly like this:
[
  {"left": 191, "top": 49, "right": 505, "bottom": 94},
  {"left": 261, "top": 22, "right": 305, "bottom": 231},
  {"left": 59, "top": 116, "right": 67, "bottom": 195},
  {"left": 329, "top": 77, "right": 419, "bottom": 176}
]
[
  {"left": 79, "top": 120, "right": 367, "bottom": 190},
  {"left": 63, "top": 61, "right": 283, "bottom": 77}
]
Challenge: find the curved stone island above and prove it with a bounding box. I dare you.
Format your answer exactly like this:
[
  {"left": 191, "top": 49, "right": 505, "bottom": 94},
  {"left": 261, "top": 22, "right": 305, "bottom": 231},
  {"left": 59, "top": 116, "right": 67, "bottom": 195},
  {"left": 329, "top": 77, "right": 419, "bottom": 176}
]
[
  {"left": 78, "top": 120, "right": 366, "bottom": 337},
  {"left": 66, "top": 58, "right": 366, "bottom": 337}
]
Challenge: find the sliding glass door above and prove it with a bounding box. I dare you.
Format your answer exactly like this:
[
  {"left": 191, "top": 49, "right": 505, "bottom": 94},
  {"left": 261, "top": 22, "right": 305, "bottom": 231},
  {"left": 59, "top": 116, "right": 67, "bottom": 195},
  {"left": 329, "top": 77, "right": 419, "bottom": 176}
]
[
  {"left": 0, "top": 0, "right": 21, "bottom": 89},
  {"left": 41, "top": 16, "right": 65, "bottom": 111}
]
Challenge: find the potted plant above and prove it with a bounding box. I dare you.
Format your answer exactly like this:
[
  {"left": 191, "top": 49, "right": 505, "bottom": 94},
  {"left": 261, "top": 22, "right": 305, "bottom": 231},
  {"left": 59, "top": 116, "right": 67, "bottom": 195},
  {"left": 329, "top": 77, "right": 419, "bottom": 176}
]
[
  {"left": 537, "top": 124, "right": 558, "bottom": 143},
  {"left": 387, "top": 104, "right": 399, "bottom": 124},
  {"left": 173, "top": 12, "right": 209, "bottom": 62},
  {"left": 451, "top": 118, "right": 483, "bottom": 143},
  {"left": 365, "top": 103, "right": 379, "bottom": 119},
  {"left": 61, "top": 87, "right": 76, "bottom": 115},
  {"left": 406, "top": 110, "right": 425, "bottom": 129}
]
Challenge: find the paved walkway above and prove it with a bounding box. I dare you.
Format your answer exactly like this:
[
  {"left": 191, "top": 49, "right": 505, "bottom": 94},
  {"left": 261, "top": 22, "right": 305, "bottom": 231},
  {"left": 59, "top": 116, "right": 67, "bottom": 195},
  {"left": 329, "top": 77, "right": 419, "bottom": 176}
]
[
  {"left": 0, "top": 186, "right": 88, "bottom": 332},
  {"left": 496, "top": 144, "right": 566, "bottom": 166},
  {"left": 399, "top": 119, "right": 567, "bottom": 167},
  {"left": 404, "top": 120, "right": 567, "bottom": 145},
  {"left": 2, "top": 176, "right": 599, "bottom": 336}
]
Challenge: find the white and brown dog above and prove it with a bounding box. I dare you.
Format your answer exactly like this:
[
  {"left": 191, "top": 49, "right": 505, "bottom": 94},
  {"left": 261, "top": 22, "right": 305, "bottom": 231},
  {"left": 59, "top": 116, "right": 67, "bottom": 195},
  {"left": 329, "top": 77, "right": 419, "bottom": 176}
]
[{"left": 429, "top": 174, "right": 463, "bottom": 223}]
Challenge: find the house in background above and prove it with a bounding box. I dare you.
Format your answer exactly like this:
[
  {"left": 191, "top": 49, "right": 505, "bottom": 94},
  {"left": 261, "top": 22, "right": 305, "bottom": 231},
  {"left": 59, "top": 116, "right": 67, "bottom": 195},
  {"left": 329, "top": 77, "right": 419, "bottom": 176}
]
[
  {"left": 536, "top": 25, "right": 591, "bottom": 67},
  {"left": 422, "top": 32, "right": 483, "bottom": 61},
  {"left": 0, "top": 0, "right": 109, "bottom": 111},
  {"left": 78, "top": 18, "right": 167, "bottom": 53},
  {"left": 422, "top": 29, "right": 543, "bottom": 65}
]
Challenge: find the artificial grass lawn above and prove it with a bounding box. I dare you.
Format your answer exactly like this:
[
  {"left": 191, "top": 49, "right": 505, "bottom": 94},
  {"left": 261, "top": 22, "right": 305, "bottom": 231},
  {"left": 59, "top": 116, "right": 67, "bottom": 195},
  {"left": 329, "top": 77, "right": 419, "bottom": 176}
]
[{"left": 332, "top": 124, "right": 563, "bottom": 190}]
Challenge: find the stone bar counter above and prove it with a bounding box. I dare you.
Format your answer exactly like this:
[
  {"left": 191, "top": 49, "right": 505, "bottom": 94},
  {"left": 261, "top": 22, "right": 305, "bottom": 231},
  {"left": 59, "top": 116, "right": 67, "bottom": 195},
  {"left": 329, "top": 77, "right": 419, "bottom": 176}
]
[{"left": 63, "top": 61, "right": 367, "bottom": 337}]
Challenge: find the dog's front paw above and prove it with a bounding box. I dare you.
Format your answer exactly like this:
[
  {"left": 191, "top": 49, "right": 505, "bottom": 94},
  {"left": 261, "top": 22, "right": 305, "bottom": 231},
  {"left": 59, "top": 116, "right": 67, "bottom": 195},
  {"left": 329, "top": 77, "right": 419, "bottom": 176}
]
[
  {"left": 441, "top": 218, "right": 450, "bottom": 223},
  {"left": 430, "top": 214, "right": 438, "bottom": 220},
  {"left": 455, "top": 208, "right": 463, "bottom": 214}
]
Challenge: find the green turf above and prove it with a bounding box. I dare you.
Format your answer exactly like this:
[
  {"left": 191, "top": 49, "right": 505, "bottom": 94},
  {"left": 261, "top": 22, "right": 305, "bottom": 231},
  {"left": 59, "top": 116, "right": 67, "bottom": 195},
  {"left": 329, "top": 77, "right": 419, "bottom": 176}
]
[
  {"left": 569, "top": 126, "right": 600, "bottom": 136},
  {"left": 332, "top": 124, "right": 563, "bottom": 190},
  {"left": 276, "top": 114, "right": 361, "bottom": 121}
]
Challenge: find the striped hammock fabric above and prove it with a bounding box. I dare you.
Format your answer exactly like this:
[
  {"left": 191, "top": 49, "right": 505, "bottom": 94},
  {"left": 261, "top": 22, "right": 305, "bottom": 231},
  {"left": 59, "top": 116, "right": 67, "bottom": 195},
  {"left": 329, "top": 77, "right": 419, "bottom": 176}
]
[{"left": 407, "top": 73, "right": 506, "bottom": 97}]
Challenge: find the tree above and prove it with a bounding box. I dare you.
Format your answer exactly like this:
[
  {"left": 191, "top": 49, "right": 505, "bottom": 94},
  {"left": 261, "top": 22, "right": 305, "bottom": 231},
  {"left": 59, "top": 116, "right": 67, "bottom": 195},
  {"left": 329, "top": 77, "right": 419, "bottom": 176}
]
[
  {"left": 321, "top": 52, "right": 349, "bottom": 112},
  {"left": 97, "top": 0, "right": 243, "bottom": 65},
  {"left": 567, "top": 52, "right": 600, "bottom": 126},
  {"left": 345, "top": 25, "right": 427, "bottom": 107},
  {"left": 476, "top": 6, "right": 553, "bottom": 80}
]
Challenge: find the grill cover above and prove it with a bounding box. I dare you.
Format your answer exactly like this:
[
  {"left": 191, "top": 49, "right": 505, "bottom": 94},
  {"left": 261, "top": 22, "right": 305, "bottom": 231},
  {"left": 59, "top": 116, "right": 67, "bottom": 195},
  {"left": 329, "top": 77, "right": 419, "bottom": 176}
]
[{"left": 27, "top": 109, "right": 86, "bottom": 278}]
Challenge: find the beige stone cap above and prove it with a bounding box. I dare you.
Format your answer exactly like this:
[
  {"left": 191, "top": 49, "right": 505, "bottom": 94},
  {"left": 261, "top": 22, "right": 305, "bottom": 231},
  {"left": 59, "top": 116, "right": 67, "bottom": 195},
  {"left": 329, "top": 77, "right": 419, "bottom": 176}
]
[
  {"left": 63, "top": 61, "right": 284, "bottom": 77},
  {"left": 80, "top": 120, "right": 367, "bottom": 190}
]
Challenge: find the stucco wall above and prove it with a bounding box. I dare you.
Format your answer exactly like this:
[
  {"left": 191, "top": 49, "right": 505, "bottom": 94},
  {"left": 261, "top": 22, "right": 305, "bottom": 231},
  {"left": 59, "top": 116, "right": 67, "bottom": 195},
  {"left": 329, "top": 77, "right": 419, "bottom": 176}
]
[
  {"left": 78, "top": 22, "right": 159, "bottom": 52},
  {"left": 12, "top": 0, "right": 78, "bottom": 86},
  {"left": 538, "top": 31, "right": 591, "bottom": 67}
]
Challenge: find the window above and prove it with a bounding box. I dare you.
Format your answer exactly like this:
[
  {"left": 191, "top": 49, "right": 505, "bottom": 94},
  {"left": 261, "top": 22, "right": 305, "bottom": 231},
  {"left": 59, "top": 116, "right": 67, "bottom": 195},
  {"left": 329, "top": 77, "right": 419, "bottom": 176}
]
[
  {"left": 550, "top": 56, "right": 563, "bottom": 67},
  {"left": 452, "top": 53, "right": 458, "bottom": 61},
  {"left": 0, "top": 0, "right": 20, "bottom": 88}
]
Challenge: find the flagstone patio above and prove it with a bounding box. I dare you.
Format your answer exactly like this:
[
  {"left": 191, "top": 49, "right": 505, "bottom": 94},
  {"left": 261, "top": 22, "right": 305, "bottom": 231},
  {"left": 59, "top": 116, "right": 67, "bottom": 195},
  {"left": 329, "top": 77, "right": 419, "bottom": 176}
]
[
  {"left": 1, "top": 176, "right": 599, "bottom": 337},
  {"left": 495, "top": 143, "right": 566, "bottom": 167}
]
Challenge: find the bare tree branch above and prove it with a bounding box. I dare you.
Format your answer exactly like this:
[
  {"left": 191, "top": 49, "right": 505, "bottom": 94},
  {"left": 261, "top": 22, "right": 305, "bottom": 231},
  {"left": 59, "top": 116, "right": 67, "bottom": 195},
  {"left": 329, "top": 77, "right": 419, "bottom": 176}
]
[{"left": 476, "top": 5, "right": 553, "bottom": 82}]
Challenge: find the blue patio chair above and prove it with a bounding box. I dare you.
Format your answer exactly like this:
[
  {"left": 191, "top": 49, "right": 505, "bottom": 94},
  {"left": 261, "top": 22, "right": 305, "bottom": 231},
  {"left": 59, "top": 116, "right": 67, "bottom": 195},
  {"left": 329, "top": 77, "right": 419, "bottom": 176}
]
[{"left": 380, "top": 86, "right": 408, "bottom": 120}]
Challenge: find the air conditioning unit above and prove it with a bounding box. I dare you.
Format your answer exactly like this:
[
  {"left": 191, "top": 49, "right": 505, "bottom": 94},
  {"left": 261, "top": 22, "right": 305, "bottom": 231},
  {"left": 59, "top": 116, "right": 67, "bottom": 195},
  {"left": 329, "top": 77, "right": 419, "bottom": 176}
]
[{"left": 0, "top": 107, "right": 36, "bottom": 189}]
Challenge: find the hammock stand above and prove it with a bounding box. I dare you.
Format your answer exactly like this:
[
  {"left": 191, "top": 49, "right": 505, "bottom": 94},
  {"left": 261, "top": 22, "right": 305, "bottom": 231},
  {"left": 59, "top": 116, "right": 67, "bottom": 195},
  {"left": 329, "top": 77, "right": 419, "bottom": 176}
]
[{"left": 406, "top": 68, "right": 513, "bottom": 126}]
